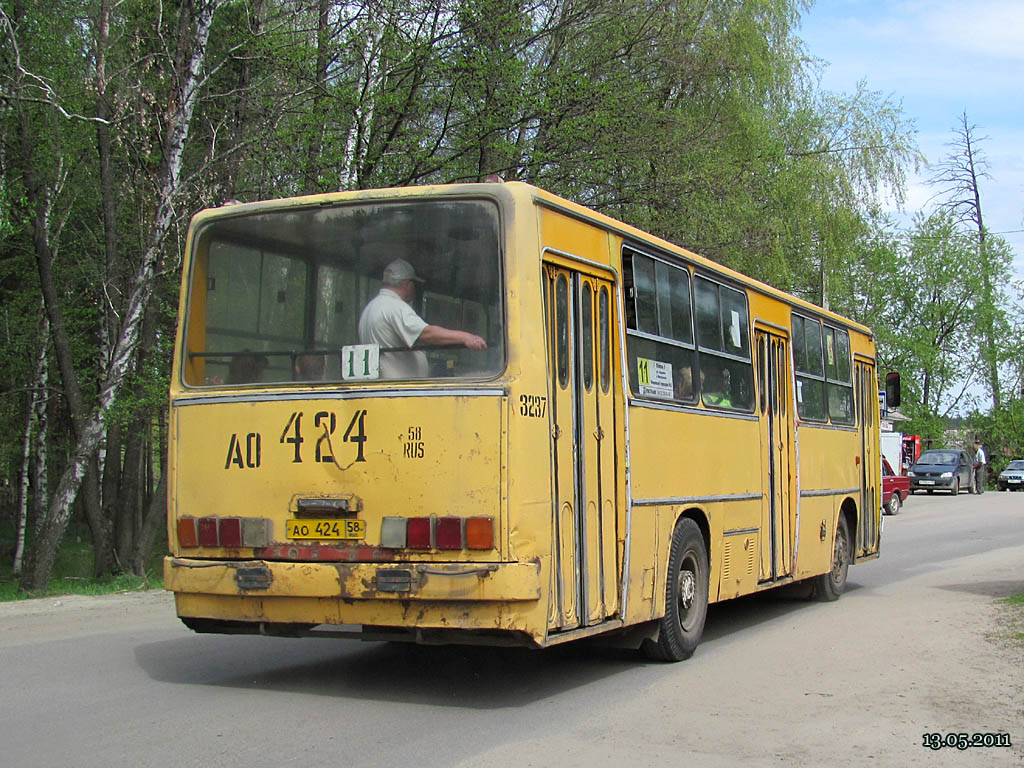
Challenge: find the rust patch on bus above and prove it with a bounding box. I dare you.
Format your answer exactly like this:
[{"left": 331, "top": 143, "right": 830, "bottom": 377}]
[{"left": 256, "top": 544, "right": 395, "bottom": 562}]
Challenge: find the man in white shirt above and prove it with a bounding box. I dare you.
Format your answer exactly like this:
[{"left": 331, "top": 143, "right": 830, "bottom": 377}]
[
  {"left": 358, "top": 258, "right": 486, "bottom": 379},
  {"left": 972, "top": 439, "right": 986, "bottom": 494}
]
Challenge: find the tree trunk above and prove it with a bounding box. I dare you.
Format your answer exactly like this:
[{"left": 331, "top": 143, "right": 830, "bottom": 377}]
[
  {"left": 31, "top": 366, "right": 51, "bottom": 533},
  {"left": 13, "top": 313, "right": 49, "bottom": 575},
  {"left": 131, "top": 469, "right": 167, "bottom": 577},
  {"left": 19, "top": 0, "right": 221, "bottom": 592}
]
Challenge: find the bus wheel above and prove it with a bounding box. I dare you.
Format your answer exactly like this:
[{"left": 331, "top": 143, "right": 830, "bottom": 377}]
[
  {"left": 812, "top": 515, "right": 850, "bottom": 602},
  {"left": 644, "top": 518, "right": 708, "bottom": 662}
]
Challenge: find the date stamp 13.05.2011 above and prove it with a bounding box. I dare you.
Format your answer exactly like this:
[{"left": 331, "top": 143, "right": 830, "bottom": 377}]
[{"left": 922, "top": 733, "right": 1012, "bottom": 751}]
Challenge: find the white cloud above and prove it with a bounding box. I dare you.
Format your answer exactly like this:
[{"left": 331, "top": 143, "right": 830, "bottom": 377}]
[
  {"left": 802, "top": 0, "right": 1024, "bottom": 279},
  {"left": 917, "top": 1, "right": 1024, "bottom": 61}
]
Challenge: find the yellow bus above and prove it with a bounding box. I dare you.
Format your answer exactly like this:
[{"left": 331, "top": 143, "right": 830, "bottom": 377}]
[{"left": 164, "top": 182, "right": 898, "bottom": 661}]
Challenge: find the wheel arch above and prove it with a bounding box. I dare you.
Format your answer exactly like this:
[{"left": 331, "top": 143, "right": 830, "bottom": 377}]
[
  {"left": 840, "top": 495, "right": 857, "bottom": 550},
  {"left": 654, "top": 507, "right": 712, "bottom": 617},
  {"left": 674, "top": 507, "right": 712, "bottom": 600}
]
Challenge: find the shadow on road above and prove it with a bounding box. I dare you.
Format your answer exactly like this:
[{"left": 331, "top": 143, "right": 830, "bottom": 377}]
[
  {"left": 135, "top": 632, "right": 648, "bottom": 708},
  {"left": 935, "top": 579, "right": 1024, "bottom": 598},
  {"left": 135, "top": 583, "right": 848, "bottom": 707}
]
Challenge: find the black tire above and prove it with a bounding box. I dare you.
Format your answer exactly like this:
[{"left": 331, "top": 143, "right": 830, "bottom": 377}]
[
  {"left": 643, "top": 518, "right": 709, "bottom": 662},
  {"left": 885, "top": 492, "right": 901, "bottom": 516},
  {"left": 811, "top": 514, "right": 850, "bottom": 602},
  {"left": 951, "top": 478, "right": 959, "bottom": 496}
]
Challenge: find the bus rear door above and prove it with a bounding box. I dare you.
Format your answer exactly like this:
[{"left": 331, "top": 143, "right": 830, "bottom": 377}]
[{"left": 544, "top": 264, "right": 618, "bottom": 629}]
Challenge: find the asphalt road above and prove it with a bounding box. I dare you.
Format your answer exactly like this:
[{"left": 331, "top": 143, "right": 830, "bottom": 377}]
[{"left": 1, "top": 491, "right": 1021, "bottom": 767}]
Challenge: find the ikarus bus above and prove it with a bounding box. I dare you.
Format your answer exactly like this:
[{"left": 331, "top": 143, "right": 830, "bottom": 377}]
[{"left": 165, "top": 182, "right": 899, "bottom": 661}]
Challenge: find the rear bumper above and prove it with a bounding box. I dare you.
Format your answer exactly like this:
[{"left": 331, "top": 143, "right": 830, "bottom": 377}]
[
  {"left": 164, "top": 557, "right": 541, "bottom": 602},
  {"left": 910, "top": 478, "right": 956, "bottom": 491},
  {"left": 165, "top": 556, "right": 544, "bottom": 642}
]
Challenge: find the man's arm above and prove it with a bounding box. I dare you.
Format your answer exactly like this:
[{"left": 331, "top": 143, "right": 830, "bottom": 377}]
[{"left": 418, "top": 324, "right": 487, "bottom": 349}]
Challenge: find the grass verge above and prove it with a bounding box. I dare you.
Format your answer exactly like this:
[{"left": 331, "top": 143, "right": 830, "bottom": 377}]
[
  {"left": 997, "top": 593, "right": 1024, "bottom": 649},
  {"left": 0, "top": 523, "right": 165, "bottom": 602}
]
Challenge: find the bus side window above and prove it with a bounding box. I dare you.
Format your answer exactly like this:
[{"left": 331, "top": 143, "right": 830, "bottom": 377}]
[
  {"left": 599, "top": 286, "right": 610, "bottom": 394},
  {"left": 581, "top": 282, "right": 594, "bottom": 391},
  {"left": 695, "top": 276, "right": 753, "bottom": 410},
  {"left": 623, "top": 248, "right": 696, "bottom": 404},
  {"left": 556, "top": 275, "right": 569, "bottom": 389},
  {"left": 825, "top": 326, "right": 854, "bottom": 424},
  {"left": 793, "top": 314, "right": 826, "bottom": 421}
]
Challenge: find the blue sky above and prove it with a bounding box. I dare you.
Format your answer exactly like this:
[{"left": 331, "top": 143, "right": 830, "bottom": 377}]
[{"left": 798, "top": 0, "right": 1024, "bottom": 278}]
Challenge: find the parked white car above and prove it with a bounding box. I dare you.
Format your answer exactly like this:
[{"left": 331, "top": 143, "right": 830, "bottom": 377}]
[{"left": 997, "top": 459, "right": 1024, "bottom": 491}]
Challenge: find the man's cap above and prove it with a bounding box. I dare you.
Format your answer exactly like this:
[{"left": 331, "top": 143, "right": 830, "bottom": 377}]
[{"left": 383, "top": 258, "right": 424, "bottom": 284}]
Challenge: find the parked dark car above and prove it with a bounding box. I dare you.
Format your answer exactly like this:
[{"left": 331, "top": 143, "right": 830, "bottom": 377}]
[
  {"left": 908, "top": 449, "right": 974, "bottom": 495},
  {"left": 997, "top": 459, "right": 1024, "bottom": 491},
  {"left": 882, "top": 457, "right": 910, "bottom": 515}
]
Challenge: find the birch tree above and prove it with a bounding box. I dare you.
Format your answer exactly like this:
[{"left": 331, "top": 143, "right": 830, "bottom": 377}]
[{"left": 19, "top": 0, "right": 222, "bottom": 592}]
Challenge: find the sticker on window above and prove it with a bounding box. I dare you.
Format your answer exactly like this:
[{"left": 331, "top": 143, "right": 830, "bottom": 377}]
[
  {"left": 729, "top": 310, "right": 741, "bottom": 349},
  {"left": 637, "top": 357, "right": 674, "bottom": 398},
  {"left": 341, "top": 344, "right": 380, "bottom": 380},
  {"left": 826, "top": 335, "right": 835, "bottom": 366}
]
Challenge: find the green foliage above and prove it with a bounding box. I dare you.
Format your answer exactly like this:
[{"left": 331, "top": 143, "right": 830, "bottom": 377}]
[
  {"left": 8, "top": 0, "right": 1019, "bottom": 589},
  {"left": 0, "top": 522, "right": 165, "bottom": 600}
]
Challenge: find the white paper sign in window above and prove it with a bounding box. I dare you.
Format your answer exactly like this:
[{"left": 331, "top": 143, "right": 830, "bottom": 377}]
[
  {"left": 637, "top": 357, "right": 674, "bottom": 398},
  {"left": 729, "top": 310, "right": 741, "bottom": 349}
]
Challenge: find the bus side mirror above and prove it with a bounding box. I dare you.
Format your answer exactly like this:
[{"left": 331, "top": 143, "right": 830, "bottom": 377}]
[{"left": 885, "top": 372, "right": 901, "bottom": 408}]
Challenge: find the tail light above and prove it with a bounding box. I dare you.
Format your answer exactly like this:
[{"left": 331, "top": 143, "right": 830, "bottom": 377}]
[
  {"left": 176, "top": 517, "right": 270, "bottom": 549},
  {"left": 406, "top": 517, "right": 433, "bottom": 549},
  {"left": 197, "top": 517, "right": 218, "bottom": 547},
  {"left": 465, "top": 517, "right": 494, "bottom": 550},
  {"left": 435, "top": 517, "right": 462, "bottom": 550},
  {"left": 382, "top": 516, "right": 494, "bottom": 552}
]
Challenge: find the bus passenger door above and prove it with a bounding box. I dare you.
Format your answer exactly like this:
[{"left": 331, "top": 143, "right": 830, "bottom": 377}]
[
  {"left": 755, "top": 327, "right": 794, "bottom": 582},
  {"left": 856, "top": 361, "right": 880, "bottom": 555},
  {"left": 544, "top": 264, "right": 618, "bottom": 630}
]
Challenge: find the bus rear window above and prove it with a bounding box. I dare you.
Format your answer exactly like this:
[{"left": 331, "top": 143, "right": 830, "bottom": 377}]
[{"left": 182, "top": 200, "right": 504, "bottom": 386}]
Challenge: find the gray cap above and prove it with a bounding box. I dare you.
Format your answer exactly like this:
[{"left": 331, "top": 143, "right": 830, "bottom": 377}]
[{"left": 383, "top": 258, "right": 424, "bottom": 284}]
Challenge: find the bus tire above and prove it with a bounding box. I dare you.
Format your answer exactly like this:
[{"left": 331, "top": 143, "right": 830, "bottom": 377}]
[
  {"left": 812, "top": 514, "right": 850, "bottom": 602},
  {"left": 644, "top": 518, "right": 709, "bottom": 662}
]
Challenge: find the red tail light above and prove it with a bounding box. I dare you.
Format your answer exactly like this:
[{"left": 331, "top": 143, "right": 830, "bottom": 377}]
[
  {"left": 197, "top": 517, "right": 219, "bottom": 547},
  {"left": 435, "top": 517, "right": 462, "bottom": 550},
  {"left": 407, "top": 517, "right": 432, "bottom": 549},
  {"left": 219, "top": 518, "right": 242, "bottom": 548}
]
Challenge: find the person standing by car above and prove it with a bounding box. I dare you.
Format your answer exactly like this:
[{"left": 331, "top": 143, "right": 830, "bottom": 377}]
[{"left": 972, "top": 439, "right": 987, "bottom": 494}]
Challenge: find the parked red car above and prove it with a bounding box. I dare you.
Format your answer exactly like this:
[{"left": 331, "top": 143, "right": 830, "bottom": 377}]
[{"left": 882, "top": 457, "right": 910, "bottom": 515}]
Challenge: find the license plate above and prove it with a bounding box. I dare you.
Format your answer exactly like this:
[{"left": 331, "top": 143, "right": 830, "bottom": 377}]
[
  {"left": 919, "top": 480, "right": 935, "bottom": 485},
  {"left": 286, "top": 519, "right": 365, "bottom": 540}
]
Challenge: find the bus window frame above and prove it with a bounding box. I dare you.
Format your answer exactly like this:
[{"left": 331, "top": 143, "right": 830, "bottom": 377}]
[
  {"left": 824, "top": 325, "right": 854, "bottom": 425},
  {"left": 792, "top": 312, "right": 856, "bottom": 426},
  {"left": 694, "top": 273, "right": 755, "bottom": 413},
  {"left": 179, "top": 195, "right": 510, "bottom": 389},
  {"left": 622, "top": 245, "right": 697, "bottom": 405}
]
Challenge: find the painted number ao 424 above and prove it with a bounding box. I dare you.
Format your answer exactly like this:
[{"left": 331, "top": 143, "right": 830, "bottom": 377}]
[{"left": 280, "top": 409, "right": 368, "bottom": 464}]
